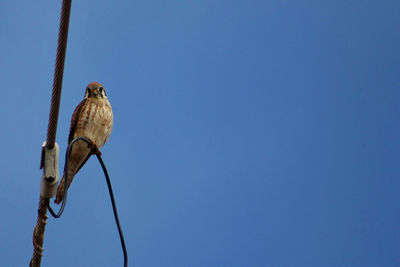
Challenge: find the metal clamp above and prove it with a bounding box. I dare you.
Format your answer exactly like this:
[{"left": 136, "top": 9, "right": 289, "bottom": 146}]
[{"left": 40, "top": 141, "right": 60, "bottom": 198}]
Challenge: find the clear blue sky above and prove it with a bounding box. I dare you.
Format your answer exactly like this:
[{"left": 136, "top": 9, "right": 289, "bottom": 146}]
[{"left": 1, "top": 1, "right": 399, "bottom": 266}]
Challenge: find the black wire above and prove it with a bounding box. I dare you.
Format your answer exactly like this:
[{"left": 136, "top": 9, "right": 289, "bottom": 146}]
[
  {"left": 48, "top": 136, "right": 87, "bottom": 218},
  {"left": 95, "top": 153, "right": 128, "bottom": 267},
  {"left": 48, "top": 136, "right": 128, "bottom": 267}
]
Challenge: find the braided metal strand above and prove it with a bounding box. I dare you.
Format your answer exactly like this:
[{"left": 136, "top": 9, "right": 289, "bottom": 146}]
[
  {"left": 46, "top": 0, "right": 72, "bottom": 149},
  {"left": 30, "top": 0, "right": 73, "bottom": 266},
  {"left": 29, "top": 197, "right": 49, "bottom": 267}
]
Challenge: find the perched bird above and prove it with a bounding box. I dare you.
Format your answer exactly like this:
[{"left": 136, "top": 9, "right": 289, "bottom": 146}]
[{"left": 55, "top": 82, "right": 113, "bottom": 204}]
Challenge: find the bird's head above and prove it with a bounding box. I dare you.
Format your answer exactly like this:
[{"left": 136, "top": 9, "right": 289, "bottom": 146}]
[{"left": 85, "top": 82, "right": 107, "bottom": 99}]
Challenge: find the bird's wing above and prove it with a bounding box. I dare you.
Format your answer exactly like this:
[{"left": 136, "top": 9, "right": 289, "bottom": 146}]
[
  {"left": 68, "top": 98, "right": 87, "bottom": 144},
  {"left": 66, "top": 98, "right": 92, "bottom": 175}
]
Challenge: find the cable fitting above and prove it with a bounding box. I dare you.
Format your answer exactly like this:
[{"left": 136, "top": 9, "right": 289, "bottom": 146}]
[{"left": 40, "top": 141, "right": 60, "bottom": 198}]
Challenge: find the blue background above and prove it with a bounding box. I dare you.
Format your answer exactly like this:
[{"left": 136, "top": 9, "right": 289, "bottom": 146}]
[{"left": 1, "top": 1, "right": 399, "bottom": 266}]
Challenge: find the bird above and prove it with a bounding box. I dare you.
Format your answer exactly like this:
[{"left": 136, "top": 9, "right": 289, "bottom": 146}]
[{"left": 55, "top": 82, "right": 113, "bottom": 204}]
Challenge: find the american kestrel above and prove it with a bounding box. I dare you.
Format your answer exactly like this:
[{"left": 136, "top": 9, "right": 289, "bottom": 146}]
[{"left": 55, "top": 82, "right": 113, "bottom": 204}]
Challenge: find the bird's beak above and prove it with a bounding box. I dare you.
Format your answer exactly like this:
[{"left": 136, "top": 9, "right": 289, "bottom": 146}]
[{"left": 91, "top": 89, "right": 100, "bottom": 96}]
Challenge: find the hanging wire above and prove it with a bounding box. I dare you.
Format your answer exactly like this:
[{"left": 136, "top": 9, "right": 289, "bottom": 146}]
[
  {"left": 47, "top": 136, "right": 86, "bottom": 218},
  {"left": 96, "top": 152, "right": 128, "bottom": 267},
  {"left": 47, "top": 136, "right": 128, "bottom": 267}
]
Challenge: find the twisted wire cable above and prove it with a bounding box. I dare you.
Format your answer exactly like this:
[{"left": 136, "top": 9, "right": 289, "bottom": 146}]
[{"left": 30, "top": 0, "right": 72, "bottom": 266}]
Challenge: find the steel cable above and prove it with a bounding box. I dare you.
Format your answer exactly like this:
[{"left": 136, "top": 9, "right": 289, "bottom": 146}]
[
  {"left": 30, "top": 0, "right": 72, "bottom": 266},
  {"left": 46, "top": 0, "right": 72, "bottom": 149}
]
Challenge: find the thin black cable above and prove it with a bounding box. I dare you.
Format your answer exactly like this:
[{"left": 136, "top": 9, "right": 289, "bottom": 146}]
[
  {"left": 48, "top": 136, "right": 90, "bottom": 218},
  {"left": 48, "top": 136, "right": 128, "bottom": 267},
  {"left": 95, "top": 153, "right": 128, "bottom": 267}
]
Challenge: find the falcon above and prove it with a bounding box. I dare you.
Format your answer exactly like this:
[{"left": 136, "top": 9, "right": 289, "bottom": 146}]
[{"left": 55, "top": 82, "right": 113, "bottom": 204}]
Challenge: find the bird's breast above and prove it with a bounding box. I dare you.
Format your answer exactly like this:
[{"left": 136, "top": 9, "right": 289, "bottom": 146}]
[{"left": 74, "top": 98, "right": 113, "bottom": 147}]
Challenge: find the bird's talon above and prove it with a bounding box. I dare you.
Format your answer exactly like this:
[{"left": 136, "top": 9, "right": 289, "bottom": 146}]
[{"left": 90, "top": 144, "right": 102, "bottom": 156}]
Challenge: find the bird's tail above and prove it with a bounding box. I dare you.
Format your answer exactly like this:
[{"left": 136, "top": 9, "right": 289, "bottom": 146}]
[{"left": 54, "top": 173, "right": 75, "bottom": 204}]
